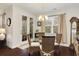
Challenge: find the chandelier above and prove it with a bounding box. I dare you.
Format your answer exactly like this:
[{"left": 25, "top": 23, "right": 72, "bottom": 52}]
[{"left": 38, "top": 15, "right": 48, "bottom": 21}]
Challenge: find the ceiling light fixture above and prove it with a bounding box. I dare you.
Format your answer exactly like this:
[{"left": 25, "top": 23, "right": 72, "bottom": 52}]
[{"left": 45, "top": 15, "right": 48, "bottom": 20}]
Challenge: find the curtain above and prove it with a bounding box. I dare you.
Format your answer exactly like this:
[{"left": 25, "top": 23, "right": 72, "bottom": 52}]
[
  {"left": 58, "top": 14, "right": 67, "bottom": 43},
  {"left": 41, "top": 16, "right": 45, "bottom": 32}
]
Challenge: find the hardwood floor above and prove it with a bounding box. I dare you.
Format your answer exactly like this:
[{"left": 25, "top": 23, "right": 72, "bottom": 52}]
[
  {"left": 54, "top": 46, "right": 76, "bottom": 56},
  {"left": 0, "top": 45, "right": 76, "bottom": 56}
]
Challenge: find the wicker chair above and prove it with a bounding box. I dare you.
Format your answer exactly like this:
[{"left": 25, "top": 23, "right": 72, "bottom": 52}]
[{"left": 40, "top": 36, "right": 55, "bottom": 56}]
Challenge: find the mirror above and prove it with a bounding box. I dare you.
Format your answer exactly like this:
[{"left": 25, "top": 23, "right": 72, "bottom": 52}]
[
  {"left": 7, "top": 18, "right": 11, "bottom": 27},
  {"left": 30, "top": 18, "right": 33, "bottom": 39},
  {"left": 22, "top": 16, "right": 27, "bottom": 41}
]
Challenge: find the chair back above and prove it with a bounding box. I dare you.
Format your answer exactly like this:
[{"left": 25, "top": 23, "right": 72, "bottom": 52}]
[
  {"left": 56, "top": 34, "right": 62, "bottom": 44},
  {"left": 39, "top": 32, "right": 45, "bottom": 39},
  {"left": 38, "top": 32, "right": 45, "bottom": 44},
  {"left": 42, "top": 36, "right": 55, "bottom": 53}
]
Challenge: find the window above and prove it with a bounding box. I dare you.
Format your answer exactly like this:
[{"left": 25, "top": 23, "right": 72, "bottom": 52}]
[{"left": 45, "top": 16, "right": 59, "bottom": 35}]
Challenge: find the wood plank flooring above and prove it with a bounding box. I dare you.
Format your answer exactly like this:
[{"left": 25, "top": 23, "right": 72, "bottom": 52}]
[{"left": 0, "top": 45, "right": 76, "bottom": 56}]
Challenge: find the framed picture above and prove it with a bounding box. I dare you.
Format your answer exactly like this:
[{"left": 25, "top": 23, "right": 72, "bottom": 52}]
[{"left": 37, "top": 21, "right": 41, "bottom": 26}]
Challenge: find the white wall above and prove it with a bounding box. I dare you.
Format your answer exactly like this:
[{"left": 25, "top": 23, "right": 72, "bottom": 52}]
[
  {"left": 12, "top": 5, "right": 35, "bottom": 48},
  {"left": 0, "top": 16, "right": 2, "bottom": 27},
  {"left": 5, "top": 5, "right": 14, "bottom": 48},
  {"left": 4, "top": 5, "right": 36, "bottom": 48},
  {"left": 0, "top": 9, "right": 6, "bottom": 28}
]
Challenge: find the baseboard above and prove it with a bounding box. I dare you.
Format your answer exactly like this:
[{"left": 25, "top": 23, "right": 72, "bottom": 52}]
[
  {"left": 8, "top": 42, "right": 70, "bottom": 49},
  {"left": 7, "top": 41, "right": 29, "bottom": 49},
  {"left": 55, "top": 43, "right": 69, "bottom": 47},
  {"left": 7, "top": 44, "right": 21, "bottom": 49}
]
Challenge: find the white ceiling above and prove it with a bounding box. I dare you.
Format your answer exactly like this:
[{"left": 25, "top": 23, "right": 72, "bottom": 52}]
[
  {"left": 0, "top": 3, "right": 79, "bottom": 15},
  {"left": 15, "top": 3, "right": 79, "bottom": 15}
]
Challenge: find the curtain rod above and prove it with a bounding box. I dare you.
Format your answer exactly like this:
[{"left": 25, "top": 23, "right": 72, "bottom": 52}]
[{"left": 48, "top": 13, "right": 66, "bottom": 17}]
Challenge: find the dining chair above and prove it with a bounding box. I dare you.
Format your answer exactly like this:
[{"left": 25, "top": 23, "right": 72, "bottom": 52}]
[
  {"left": 40, "top": 36, "right": 55, "bottom": 56},
  {"left": 38, "top": 32, "right": 45, "bottom": 44},
  {"left": 54, "top": 34, "right": 62, "bottom": 55},
  {"left": 27, "top": 34, "right": 41, "bottom": 56},
  {"left": 27, "top": 34, "right": 40, "bottom": 47},
  {"left": 27, "top": 34, "right": 31, "bottom": 46},
  {"left": 56, "top": 34, "right": 62, "bottom": 46}
]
